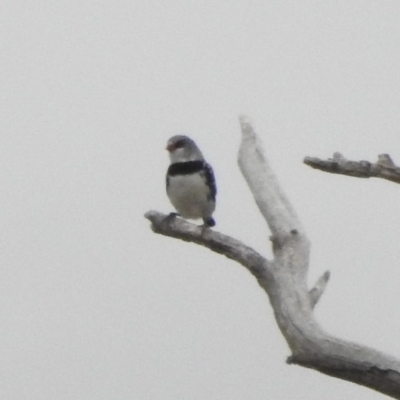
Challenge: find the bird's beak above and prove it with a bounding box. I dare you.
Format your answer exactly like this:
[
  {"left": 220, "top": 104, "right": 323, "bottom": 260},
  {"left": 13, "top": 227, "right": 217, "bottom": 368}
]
[{"left": 166, "top": 142, "right": 174, "bottom": 152}]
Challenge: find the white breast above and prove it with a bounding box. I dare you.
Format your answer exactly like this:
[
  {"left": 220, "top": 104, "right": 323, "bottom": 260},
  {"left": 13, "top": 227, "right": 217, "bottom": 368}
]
[{"left": 167, "top": 173, "right": 215, "bottom": 220}]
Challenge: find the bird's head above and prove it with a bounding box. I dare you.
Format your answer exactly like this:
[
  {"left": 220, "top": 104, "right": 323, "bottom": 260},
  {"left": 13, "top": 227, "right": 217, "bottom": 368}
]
[{"left": 166, "top": 135, "right": 204, "bottom": 163}]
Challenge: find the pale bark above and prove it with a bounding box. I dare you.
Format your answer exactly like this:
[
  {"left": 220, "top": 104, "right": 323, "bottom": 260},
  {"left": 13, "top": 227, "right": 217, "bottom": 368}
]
[
  {"left": 145, "top": 118, "right": 400, "bottom": 398},
  {"left": 304, "top": 152, "right": 400, "bottom": 184}
]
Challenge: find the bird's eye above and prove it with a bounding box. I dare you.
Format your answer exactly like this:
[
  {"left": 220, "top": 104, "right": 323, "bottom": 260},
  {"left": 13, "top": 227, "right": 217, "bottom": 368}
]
[{"left": 174, "top": 139, "right": 186, "bottom": 149}]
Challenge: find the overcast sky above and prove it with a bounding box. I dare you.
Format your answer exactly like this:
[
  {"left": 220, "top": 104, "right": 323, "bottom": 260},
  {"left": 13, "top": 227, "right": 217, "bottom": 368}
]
[{"left": 1, "top": 1, "right": 400, "bottom": 399}]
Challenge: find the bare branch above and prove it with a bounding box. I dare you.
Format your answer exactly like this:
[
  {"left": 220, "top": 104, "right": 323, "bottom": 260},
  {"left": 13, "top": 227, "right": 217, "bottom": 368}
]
[
  {"left": 238, "top": 116, "right": 310, "bottom": 280},
  {"left": 238, "top": 116, "right": 305, "bottom": 238},
  {"left": 145, "top": 211, "right": 400, "bottom": 399},
  {"left": 145, "top": 118, "right": 400, "bottom": 398},
  {"left": 145, "top": 210, "right": 270, "bottom": 281},
  {"left": 146, "top": 211, "right": 400, "bottom": 399},
  {"left": 304, "top": 152, "right": 400, "bottom": 184},
  {"left": 309, "top": 271, "right": 330, "bottom": 308},
  {"left": 288, "top": 354, "right": 400, "bottom": 399}
]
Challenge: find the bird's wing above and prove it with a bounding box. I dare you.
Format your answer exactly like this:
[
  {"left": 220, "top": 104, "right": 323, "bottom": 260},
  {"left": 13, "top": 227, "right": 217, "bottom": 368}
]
[{"left": 202, "top": 162, "right": 217, "bottom": 202}]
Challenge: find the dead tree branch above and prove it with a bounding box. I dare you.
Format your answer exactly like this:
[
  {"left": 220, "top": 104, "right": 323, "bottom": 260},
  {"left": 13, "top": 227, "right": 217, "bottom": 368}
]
[
  {"left": 145, "top": 118, "right": 400, "bottom": 398},
  {"left": 145, "top": 210, "right": 269, "bottom": 282},
  {"left": 304, "top": 152, "right": 400, "bottom": 184}
]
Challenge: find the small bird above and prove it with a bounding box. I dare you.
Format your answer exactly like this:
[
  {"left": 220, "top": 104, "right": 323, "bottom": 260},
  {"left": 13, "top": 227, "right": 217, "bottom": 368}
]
[{"left": 166, "top": 135, "right": 216, "bottom": 227}]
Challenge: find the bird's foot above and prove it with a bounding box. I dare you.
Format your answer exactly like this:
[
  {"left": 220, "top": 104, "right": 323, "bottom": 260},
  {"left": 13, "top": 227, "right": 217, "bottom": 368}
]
[
  {"left": 161, "top": 212, "right": 179, "bottom": 228},
  {"left": 202, "top": 217, "right": 215, "bottom": 228}
]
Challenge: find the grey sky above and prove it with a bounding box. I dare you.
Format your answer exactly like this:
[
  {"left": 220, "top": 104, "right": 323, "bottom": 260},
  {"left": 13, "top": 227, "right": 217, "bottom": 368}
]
[{"left": 1, "top": 1, "right": 399, "bottom": 399}]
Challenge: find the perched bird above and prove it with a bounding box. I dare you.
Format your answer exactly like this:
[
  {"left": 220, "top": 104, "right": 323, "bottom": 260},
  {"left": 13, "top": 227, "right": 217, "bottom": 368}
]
[{"left": 166, "top": 135, "right": 216, "bottom": 227}]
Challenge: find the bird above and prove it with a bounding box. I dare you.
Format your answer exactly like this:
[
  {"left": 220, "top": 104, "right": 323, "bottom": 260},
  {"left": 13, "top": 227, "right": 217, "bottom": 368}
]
[{"left": 165, "top": 135, "right": 216, "bottom": 227}]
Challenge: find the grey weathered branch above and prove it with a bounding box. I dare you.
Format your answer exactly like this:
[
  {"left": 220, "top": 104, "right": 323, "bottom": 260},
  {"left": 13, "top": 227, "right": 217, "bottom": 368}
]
[
  {"left": 145, "top": 210, "right": 269, "bottom": 282},
  {"left": 304, "top": 152, "right": 400, "bottom": 184},
  {"left": 145, "top": 118, "right": 400, "bottom": 398},
  {"left": 309, "top": 271, "right": 330, "bottom": 309}
]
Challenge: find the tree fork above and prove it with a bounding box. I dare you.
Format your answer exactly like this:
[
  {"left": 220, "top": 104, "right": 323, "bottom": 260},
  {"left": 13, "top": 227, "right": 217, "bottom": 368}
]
[{"left": 145, "top": 117, "right": 400, "bottom": 398}]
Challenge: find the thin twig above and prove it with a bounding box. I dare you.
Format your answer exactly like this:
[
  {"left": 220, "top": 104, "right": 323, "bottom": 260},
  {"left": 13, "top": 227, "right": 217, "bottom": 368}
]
[{"left": 304, "top": 153, "right": 400, "bottom": 184}]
